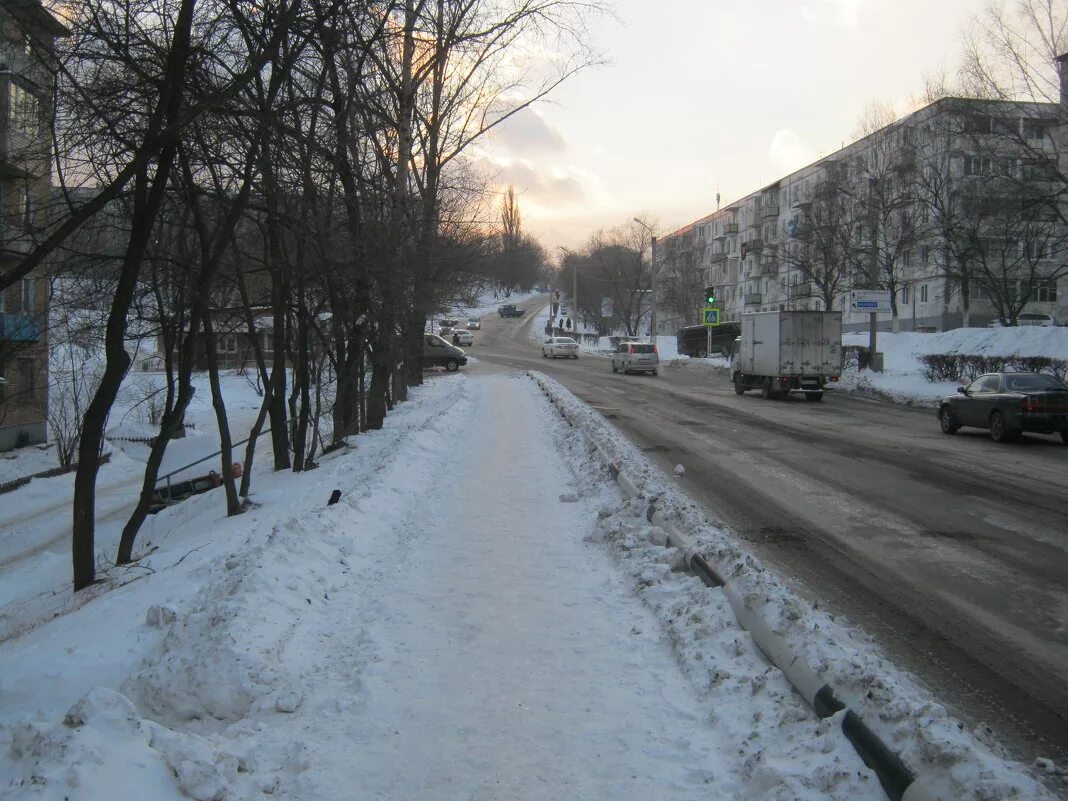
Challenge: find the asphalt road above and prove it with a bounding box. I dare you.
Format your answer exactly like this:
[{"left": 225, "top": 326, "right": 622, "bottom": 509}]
[{"left": 466, "top": 295, "right": 1068, "bottom": 772}]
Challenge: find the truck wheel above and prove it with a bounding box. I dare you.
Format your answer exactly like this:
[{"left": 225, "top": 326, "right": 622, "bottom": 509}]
[
  {"left": 805, "top": 391, "right": 824, "bottom": 402},
  {"left": 760, "top": 379, "right": 773, "bottom": 400},
  {"left": 611, "top": 362, "right": 617, "bottom": 373},
  {"left": 445, "top": 359, "right": 459, "bottom": 372},
  {"left": 733, "top": 375, "right": 745, "bottom": 395}
]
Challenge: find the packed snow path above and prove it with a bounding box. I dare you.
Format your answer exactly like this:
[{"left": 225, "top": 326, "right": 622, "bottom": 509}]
[{"left": 279, "top": 374, "right": 739, "bottom": 798}]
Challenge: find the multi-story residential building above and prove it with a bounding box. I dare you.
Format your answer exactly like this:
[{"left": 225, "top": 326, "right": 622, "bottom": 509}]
[
  {"left": 0, "top": 0, "right": 66, "bottom": 449},
  {"left": 656, "top": 91, "right": 1068, "bottom": 334}
]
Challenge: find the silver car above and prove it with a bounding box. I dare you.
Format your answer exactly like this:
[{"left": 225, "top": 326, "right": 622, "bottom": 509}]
[
  {"left": 542, "top": 336, "right": 579, "bottom": 359},
  {"left": 612, "top": 341, "right": 659, "bottom": 375},
  {"left": 451, "top": 329, "right": 474, "bottom": 346}
]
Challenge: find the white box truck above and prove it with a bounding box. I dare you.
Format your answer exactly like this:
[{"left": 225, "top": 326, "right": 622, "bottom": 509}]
[{"left": 729, "top": 311, "right": 842, "bottom": 401}]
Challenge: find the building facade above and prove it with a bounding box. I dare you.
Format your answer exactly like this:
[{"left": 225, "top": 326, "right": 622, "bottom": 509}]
[
  {"left": 656, "top": 95, "right": 1068, "bottom": 335},
  {"left": 0, "top": 0, "right": 66, "bottom": 449}
]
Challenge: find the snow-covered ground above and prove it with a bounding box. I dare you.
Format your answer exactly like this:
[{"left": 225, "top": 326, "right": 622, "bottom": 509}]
[
  {"left": 0, "top": 371, "right": 287, "bottom": 641},
  {"left": 1, "top": 370, "right": 1058, "bottom": 800},
  {"left": 838, "top": 327, "right": 1068, "bottom": 406}
]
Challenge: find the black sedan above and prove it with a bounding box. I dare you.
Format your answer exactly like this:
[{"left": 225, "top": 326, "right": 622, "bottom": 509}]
[{"left": 938, "top": 372, "right": 1068, "bottom": 443}]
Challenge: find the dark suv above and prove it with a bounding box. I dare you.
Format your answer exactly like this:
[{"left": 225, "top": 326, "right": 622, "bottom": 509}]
[{"left": 422, "top": 334, "right": 467, "bottom": 372}]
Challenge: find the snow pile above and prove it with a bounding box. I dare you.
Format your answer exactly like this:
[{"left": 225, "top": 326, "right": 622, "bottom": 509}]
[
  {"left": 5, "top": 687, "right": 237, "bottom": 801},
  {"left": 531, "top": 370, "right": 1058, "bottom": 801},
  {"left": 838, "top": 327, "right": 1068, "bottom": 406}
]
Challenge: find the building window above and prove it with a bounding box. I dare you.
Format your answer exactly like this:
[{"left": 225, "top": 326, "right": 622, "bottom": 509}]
[
  {"left": 920, "top": 284, "right": 929, "bottom": 303},
  {"left": 901, "top": 250, "right": 910, "bottom": 267},
  {"left": 964, "top": 156, "right": 992, "bottom": 176},
  {"left": 920, "top": 245, "right": 929, "bottom": 264},
  {"left": 901, "top": 286, "right": 910, "bottom": 305},
  {"left": 1034, "top": 280, "right": 1058, "bottom": 303},
  {"left": 9, "top": 83, "right": 40, "bottom": 138},
  {"left": 19, "top": 278, "right": 35, "bottom": 312},
  {"left": 17, "top": 358, "right": 35, "bottom": 401}
]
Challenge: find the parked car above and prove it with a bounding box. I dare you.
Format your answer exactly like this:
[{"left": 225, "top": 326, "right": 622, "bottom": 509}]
[
  {"left": 466, "top": 317, "right": 481, "bottom": 330},
  {"left": 612, "top": 341, "right": 659, "bottom": 375},
  {"left": 542, "top": 336, "right": 579, "bottom": 359},
  {"left": 938, "top": 372, "right": 1068, "bottom": 443},
  {"left": 451, "top": 329, "right": 474, "bottom": 346},
  {"left": 422, "top": 334, "right": 467, "bottom": 372},
  {"left": 988, "top": 313, "right": 1058, "bottom": 327},
  {"left": 499, "top": 304, "right": 524, "bottom": 318}
]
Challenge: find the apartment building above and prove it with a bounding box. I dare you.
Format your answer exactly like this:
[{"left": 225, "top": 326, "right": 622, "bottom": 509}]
[
  {"left": 0, "top": 0, "right": 66, "bottom": 449},
  {"left": 656, "top": 92, "right": 1068, "bottom": 334}
]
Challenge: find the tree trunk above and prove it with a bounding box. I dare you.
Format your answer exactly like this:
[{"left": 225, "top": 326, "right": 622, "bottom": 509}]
[
  {"left": 203, "top": 315, "right": 241, "bottom": 516},
  {"left": 117, "top": 315, "right": 199, "bottom": 563}
]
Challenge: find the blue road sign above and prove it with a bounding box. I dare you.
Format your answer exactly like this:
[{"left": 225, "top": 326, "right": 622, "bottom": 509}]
[{"left": 703, "top": 307, "right": 720, "bottom": 326}]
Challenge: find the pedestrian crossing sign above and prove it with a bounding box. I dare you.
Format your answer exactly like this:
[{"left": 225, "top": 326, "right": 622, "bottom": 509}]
[{"left": 703, "top": 307, "right": 720, "bottom": 326}]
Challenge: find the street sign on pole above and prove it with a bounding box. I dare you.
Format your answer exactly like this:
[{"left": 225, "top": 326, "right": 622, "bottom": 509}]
[
  {"left": 702, "top": 307, "right": 720, "bottom": 326},
  {"left": 601, "top": 297, "right": 613, "bottom": 318},
  {"left": 850, "top": 289, "right": 892, "bottom": 312}
]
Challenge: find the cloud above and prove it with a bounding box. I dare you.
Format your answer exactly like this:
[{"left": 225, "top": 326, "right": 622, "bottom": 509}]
[
  {"left": 489, "top": 107, "right": 567, "bottom": 156},
  {"left": 801, "top": 0, "right": 869, "bottom": 28},
  {"left": 487, "top": 158, "right": 588, "bottom": 207},
  {"left": 769, "top": 129, "right": 816, "bottom": 173}
]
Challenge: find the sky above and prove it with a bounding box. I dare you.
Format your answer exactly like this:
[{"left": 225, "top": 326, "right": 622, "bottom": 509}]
[{"left": 478, "top": 0, "right": 986, "bottom": 256}]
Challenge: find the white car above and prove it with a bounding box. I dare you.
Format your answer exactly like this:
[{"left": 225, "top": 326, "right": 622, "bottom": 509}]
[
  {"left": 542, "top": 336, "right": 579, "bottom": 359},
  {"left": 612, "top": 341, "right": 659, "bottom": 375},
  {"left": 988, "top": 313, "right": 1057, "bottom": 327},
  {"left": 466, "top": 317, "right": 481, "bottom": 330},
  {"left": 451, "top": 330, "right": 475, "bottom": 346}
]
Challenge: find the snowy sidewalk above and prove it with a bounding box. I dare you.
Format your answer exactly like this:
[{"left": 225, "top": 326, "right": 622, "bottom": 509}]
[{"left": 306, "top": 374, "right": 732, "bottom": 799}]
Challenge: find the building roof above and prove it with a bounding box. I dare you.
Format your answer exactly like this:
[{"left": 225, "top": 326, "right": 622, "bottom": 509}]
[{"left": 1, "top": 0, "right": 69, "bottom": 37}]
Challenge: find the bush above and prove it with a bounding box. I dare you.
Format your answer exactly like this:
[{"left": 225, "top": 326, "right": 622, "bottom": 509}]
[
  {"left": 842, "top": 345, "right": 866, "bottom": 371},
  {"left": 919, "top": 353, "right": 1067, "bottom": 383}
]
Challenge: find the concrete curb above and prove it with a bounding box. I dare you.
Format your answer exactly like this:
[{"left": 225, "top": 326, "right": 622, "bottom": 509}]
[{"left": 528, "top": 370, "right": 944, "bottom": 801}]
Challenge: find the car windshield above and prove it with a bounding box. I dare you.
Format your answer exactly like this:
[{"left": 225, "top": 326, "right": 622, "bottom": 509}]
[
  {"left": 556, "top": 338, "right": 576, "bottom": 344},
  {"left": 630, "top": 344, "right": 655, "bottom": 354},
  {"left": 1004, "top": 373, "right": 1065, "bottom": 391}
]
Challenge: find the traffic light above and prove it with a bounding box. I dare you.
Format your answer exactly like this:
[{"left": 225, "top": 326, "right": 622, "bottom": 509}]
[{"left": 704, "top": 286, "right": 717, "bottom": 304}]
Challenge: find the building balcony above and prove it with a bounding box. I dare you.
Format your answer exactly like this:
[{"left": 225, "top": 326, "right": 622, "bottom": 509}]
[
  {"left": 724, "top": 222, "right": 739, "bottom": 235},
  {"left": 757, "top": 260, "right": 778, "bottom": 276},
  {"left": 744, "top": 293, "right": 763, "bottom": 305},
  {"left": 762, "top": 203, "right": 780, "bottom": 218},
  {"left": 0, "top": 312, "right": 42, "bottom": 342},
  {"left": 791, "top": 282, "right": 813, "bottom": 298}
]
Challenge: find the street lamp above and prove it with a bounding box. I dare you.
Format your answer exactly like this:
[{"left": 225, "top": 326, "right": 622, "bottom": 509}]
[{"left": 633, "top": 218, "right": 657, "bottom": 340}]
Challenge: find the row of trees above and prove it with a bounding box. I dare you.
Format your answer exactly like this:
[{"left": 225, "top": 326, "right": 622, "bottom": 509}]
[{"left": 0, "top": 0, "right": 596, "bottom": 590}]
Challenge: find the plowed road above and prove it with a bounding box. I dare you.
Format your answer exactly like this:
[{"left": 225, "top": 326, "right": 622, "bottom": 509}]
[{"left": 467, "top": 296, "right": 1068, "bottom": 768}]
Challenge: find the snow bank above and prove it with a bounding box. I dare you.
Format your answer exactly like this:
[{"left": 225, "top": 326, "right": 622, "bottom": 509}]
[
  {"left": 839, "top": 327, "right": 1068, "bottom": 406},
  {"left": 531, "top": 370, "right": 1058, "bottom": 801},
  {"left": 0, "top": 374, "right": 474, "bottom": 800}
]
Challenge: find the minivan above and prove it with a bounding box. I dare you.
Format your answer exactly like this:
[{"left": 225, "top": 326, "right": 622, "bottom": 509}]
[
  {"left": 422, "top": 334, "right": 467, "bottom": 372},
  {"left": 612, "top": 342, "right": 659, "bottom": 375}
]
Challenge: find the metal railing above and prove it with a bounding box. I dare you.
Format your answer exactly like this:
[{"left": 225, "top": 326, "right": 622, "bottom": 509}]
[{"left": 154, "top": 428, "right": 272, "bottom": 501}]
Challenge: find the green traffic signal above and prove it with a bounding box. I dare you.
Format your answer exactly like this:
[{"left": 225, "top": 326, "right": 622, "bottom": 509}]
[{"left": 704, "top": 286, "right": 716, "bottom": 304}]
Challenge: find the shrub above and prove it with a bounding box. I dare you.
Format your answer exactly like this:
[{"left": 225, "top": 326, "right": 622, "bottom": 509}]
[{"left": 920, "top": 353, "right": 1067, "bottom": 383}]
